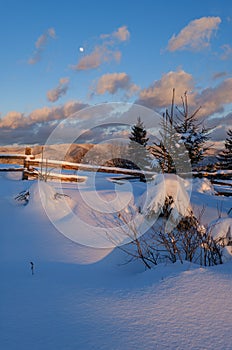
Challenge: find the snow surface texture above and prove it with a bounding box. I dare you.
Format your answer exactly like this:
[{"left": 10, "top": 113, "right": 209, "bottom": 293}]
[{"left": 1, "top": 172, "right": 232, "bottom": 350}]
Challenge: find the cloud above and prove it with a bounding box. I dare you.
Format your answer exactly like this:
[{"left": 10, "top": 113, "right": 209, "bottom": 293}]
[
  {"left": 137, "top": 69, "right": 232, "bottom": 143},
  {"left": 220, "top": 44, "right": 232, "bottom": 60},
  {"left": 0, "top": 111, "right": 26, "bottom": 129},
  {"left": 73, "top": 47, "right": 121, "bottom": 71},
  {"left": 47, "top": 77, "right": 70, "bottom": 102},
  {"left": 113, "top": 26, "right": 130, "bottom": 41},
  {"left": 205, "top": 112, "right": 232, "bottom": 141},
  {"left": 28, "top": 28, "right": 56, "bottom": 64},
  {"left": 71, "top": 26, "right": 130, "bottom": 71},
  {"left": 212, "top": 71, "right": 227, "bottom": 80},
  {"left": 0, "top": 102, "right": 161, "bottom": 146},
  {"left": 101, "top": 25, "right": 130, "bottom": 42},
  {"left": 93, "top": 72, "right": 139, "bottom": 97},
  {"left": 0, "top": 100, "right": 89, "bottom": 145},
  {"left": 196, "top": 78, "right": 232, "bottom": 116},
  {"left": 137, "top": 70, "right": 232, "bottom": 121},
  {"left": 137, "top": 70, "right": 195, "bottom": 109},
  {"left": 167, "top": 16, "right": 221, "bottom": 52},
  {"left": 0, "top": 100, "right": 88, "bottom": 130}
]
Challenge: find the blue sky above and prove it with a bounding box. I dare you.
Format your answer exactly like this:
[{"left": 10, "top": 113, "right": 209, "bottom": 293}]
[{"left": 0, "top": 0, "right": 232, "bottom": 145}]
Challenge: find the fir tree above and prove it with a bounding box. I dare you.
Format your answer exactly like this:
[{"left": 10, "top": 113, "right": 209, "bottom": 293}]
[
  {"left": 149, "top": 89, "right": 190, "bottom": 174},
  {"left": 175, "top": 91, "right": 210, "bottom": 166},
  {"left": 217, "top": 129, "right": 232, "bottom": 170},
  {"left": 150, "top": 112, "right": 176, "bottom": 173},
  {"left": 127, "top": 117, "right": 151, "bottom": 170}
]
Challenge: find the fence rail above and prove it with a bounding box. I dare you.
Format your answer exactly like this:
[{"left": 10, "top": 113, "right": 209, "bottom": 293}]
[{"left": 0, "top": 152, "right": 231, "bottom": 191}]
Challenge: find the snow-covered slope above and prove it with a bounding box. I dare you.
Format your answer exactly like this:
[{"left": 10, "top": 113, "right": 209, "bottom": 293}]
[{"left": 1, "top": 172, "right": 232, "bottom": 350}]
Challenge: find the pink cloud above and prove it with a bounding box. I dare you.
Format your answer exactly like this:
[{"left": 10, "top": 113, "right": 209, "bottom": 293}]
[
  {"left": 196, "top": 78, "right": 232, "bottom": 116},
  {"left": 137, "top": 70, "right": 195, "bottom": 109},
  {"left": 137, "top": 70, "right": 232, "bottom": 120},
  {"left": 47, "top": 77, "right": 70, "bottom": 102},
  {"left": 112, "top": 26, "right": 130, "bottom": 42},
  {"left": 72, "top": 47, "right": 121, "bottom": 71},
  {"left": 71, "top": 26, "right": 130, "bottom": 71},
  {"left": 0, "top": 101, "right": 88, "bottom": 129},
  {"left": 167, "top": 17, "right": 221, "bottom": 52},
  {"left": 28, "top": 28, "right": 56, "bottom": 64},
  {"left": 93, "top": 72, "right": 139, "bottom": 96},
  {"left": 100, "top": 25, "right": 130, "bottom": 42}
]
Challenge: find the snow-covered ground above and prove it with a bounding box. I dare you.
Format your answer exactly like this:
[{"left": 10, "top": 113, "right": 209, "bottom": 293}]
[{"left": 0, "top": 171, "right": 232, "bottom": 350}]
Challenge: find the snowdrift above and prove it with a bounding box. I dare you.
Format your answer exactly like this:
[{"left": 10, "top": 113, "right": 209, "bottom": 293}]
[{"left": 26, "top": 181, "right": 76, "bottom": 221}]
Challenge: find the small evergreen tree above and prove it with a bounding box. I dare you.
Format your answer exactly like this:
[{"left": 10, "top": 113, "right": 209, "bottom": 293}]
[
  {"left": 150, "top": 112, "right": 177, "bottom": 173},
  {"left": 175, "top": 91, "right": 210, "bottom": 166},
  {"left": 149, "top": 89, "right": 190, "bottom": 173},
  {"left": 217, "top": 129, "right": 232, "bottom": 170},
  {"left": 127, "top": 117, "right": 151, "bottom": 170}
]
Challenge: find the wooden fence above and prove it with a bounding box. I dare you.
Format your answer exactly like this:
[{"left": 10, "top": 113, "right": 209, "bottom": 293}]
[
  {"left": 0, "top": 153, "right": 152, "bottom": 182},
  {"left": 0, "top": 152, "right": 231, "bottom": 195}
]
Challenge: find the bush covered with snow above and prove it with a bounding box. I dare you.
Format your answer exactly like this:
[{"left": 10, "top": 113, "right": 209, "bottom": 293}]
[
  {"left": 144, "top": 174, "right": 192, "bottom": 232},
  {"left": 208, "top": 217, "right": 232, "bottom": 262},
  {"left": 118, "top": 174, "right": 225, "bottom": 268}
]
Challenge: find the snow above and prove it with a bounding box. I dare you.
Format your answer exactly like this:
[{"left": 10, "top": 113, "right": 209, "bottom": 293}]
[
  {"left": 207, "top": 217, "right": 232, "bottom": 262},
  {"left": 213, "top": 184, "right": 232, "bottom": 196},
  {"left": 28, "top": 157, "right": 155, "bottom": 175},
  {"left": 144, "top": 174, "right": 192, "bottom": 231},
  {"left": 210, "top": 217, "right": 232, "bottom": 242},
  {"left": 27, "top": 181, "right": 77, "bottom": 221},
  {"left": 191, "top": 177, "right": 215, "bottom": 195},
  {"left": 0, "top": 164, "right": 23, "bottom": 169},
  {"left": 1, "top": 171, "right": 232, "bottom": 350}
]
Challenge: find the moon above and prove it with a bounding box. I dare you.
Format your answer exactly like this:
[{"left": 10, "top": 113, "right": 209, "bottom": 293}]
[{"left": 79, "top": 47, "right": 84, "bottom": 53}]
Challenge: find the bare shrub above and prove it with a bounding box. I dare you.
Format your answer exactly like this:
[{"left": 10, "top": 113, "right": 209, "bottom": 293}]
[{"left": 113, "top": 206, "right": 224, "bottom": 269}]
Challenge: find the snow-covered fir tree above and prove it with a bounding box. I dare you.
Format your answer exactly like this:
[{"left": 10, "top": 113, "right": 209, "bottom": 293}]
[
  {"left": 217, "top": 129, "right": 232, "bottom": 170},
  {"left": 127, "top": 117, "right": 151, "bottom": 170},
  {"left": 175, "top": 91, "right": 210, "bottom": 166}
]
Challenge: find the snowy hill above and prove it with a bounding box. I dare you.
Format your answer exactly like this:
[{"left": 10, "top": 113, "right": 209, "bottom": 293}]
[{"left": 0, "top": 171, "right": 232, "bottom": 350}]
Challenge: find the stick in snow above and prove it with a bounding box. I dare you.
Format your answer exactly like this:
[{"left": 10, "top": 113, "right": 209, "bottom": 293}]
[{"left": 30, "top": 261, "right": 34, "bottom": 275}]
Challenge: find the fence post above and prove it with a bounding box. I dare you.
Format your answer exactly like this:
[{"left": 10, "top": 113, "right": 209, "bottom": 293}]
[{"left": 22, "top": 147, "right": 32, "bottom": 180}]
